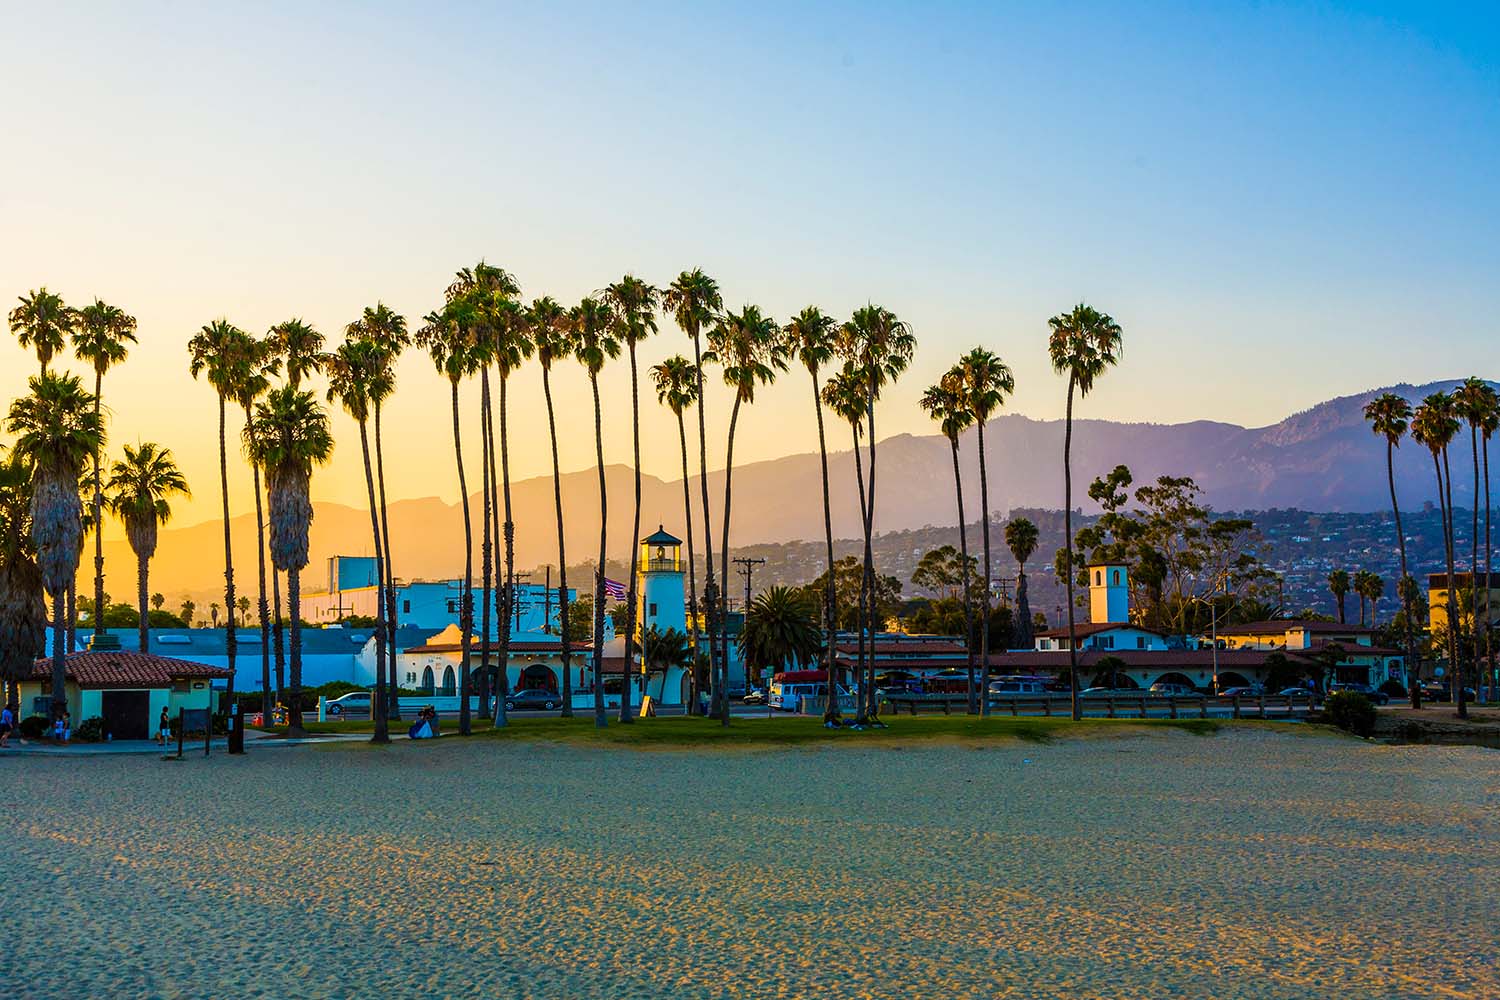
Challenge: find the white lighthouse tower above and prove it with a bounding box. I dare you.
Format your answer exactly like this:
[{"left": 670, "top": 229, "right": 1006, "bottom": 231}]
[{"left": 639, "top": 525, "right": 686, "bottom": 636}]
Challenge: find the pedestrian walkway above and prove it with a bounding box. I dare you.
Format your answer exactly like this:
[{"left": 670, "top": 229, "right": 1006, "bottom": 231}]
[{"left": 0, "top": 729, "right": 368, "bottom": 756}]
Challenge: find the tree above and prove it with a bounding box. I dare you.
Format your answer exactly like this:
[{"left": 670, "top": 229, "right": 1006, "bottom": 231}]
[
  {"left": 651, "top": 355, "right": 702, "bottom": 712},
  {"left": 325, "top": 336, "right": 391, "bottom": 743},
  {"left": 641, "top": 625, "right": 693, "bottom": 701},
  {"left": 838, "top": 305, "right": 915, "bottom": 723},
  {"left": 571, "top": 296, "right": 619, "bottom": 727},
  {"left": 603, "top": 274, "right": 659, "bottom": 723},
  {"left": 739, "top": 586, "right": 821, "bottom": 685},
  {"left": 821, "top": 367, "right": 873, "bottom": 701},
  {"left": 1355, "top": 570, "right": 1384, "bottom": 627},
  {"left": 1454, "top": 378, "right": 1498, "bottom": 704},
  {"left": 1005, "top": 517, "right": 1040, "bottom": 650},
  {"left": 246, "top": 386, "right": 333, "bottom": 735},
  {"left": 799, "top": 556, "right": 903, "bottom": 634},
  {"left": 530, "top": 296, "right": 578, "bottom": 716},
  {"left": 188, "top": 319, "right": 248, "bottom": 698},
  {"left": 237, "top": 595, "right": 251, "bottom": 620},
  {"left": 1049, "top": 304, "right": 1123, "bottom": 721},
  {"left": 6, "top": 373, "right": 103, "bottom": 718},
  {"left": 784, "top": 306, "right": 843, "bottom": 722},
  {"left": 180, "top": 597, "right": 195, "bottom": 627},
  {"left": 1327, "top": 569, "right": 1351, "bottom": 624},
  {"left": 105, "top": 443, "right": 188, "bottom": 656},
  {"left": 1363, "top": 392, "right": 1421, "bottom": 707},
  {"left": 0, "top": 449, "right": 47, "bottom": 709},
  {"left": 1413, "top": 393, "right": 1466, "bottom": 718},
  {"left": 920, "top": 371, "right": 979, "bottom": 712},
  {"left": 72, "top": 299, "right": 137, "bottom": 645},
  {"left": 9, "top": 287, "right": 74, "bottom": 377},
  {"left": 663, "top": 270, "right": 724, "bottom": 715},
  {"left": 268, "top": 319, "right": 324, "bottom": 390},
  {"left": 709, "top": 304, "right": 786, "bottom": 725},
  {"left": 210, "top": 603, "right": 220, "bottom": 628},
  {"left": 230, "top": 332, "right": 281, "bottom": 711}
]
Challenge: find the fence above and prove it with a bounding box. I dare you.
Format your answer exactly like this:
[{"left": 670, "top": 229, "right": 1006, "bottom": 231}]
[{"left": 882, "top": 692, "right": 1319, "bottom": 720}]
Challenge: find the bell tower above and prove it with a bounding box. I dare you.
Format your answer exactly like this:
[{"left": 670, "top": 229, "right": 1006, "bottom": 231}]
[
  {"left": 639, "top": 525, "right": 686, "bottom": 637},
  {"left": 1089, "top": 563, "right": 1130, "bottom": 624}
]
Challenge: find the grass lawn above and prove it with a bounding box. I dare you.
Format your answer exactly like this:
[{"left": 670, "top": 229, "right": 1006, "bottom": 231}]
[{"left": 257, "top": 713, "right": 1230, "bottom": 747}]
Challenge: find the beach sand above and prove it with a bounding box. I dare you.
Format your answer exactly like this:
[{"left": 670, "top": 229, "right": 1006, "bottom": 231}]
[{"left": 5, "top": 727, "right": 1496, "bottom": 999}]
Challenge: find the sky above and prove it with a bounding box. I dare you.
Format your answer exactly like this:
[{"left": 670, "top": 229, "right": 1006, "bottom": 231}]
[{"left": 1, "top": 1, "right": 1496, "bottom": 533}]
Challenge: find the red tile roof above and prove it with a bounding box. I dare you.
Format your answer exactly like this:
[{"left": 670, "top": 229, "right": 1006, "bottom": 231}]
[
  {"left": 28, "top": 652, "right": 233, "bottom": 689},
  {"left": 832, "top": 640, "right": 966, "bottom": 655},
  {"left": 1035, "top": 622, "right": 1167, "bottom": 640},
  {"left": 987, "top": 648, "right": 1279, "bottom": 670}
]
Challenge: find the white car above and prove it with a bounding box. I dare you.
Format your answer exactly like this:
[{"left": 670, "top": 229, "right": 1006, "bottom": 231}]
[
  {"left": 1148, "top": 682, "right": 1197, "bottom": 697},
  {"left": 325, "top": 691, "right": 373, "bottom": 717}
]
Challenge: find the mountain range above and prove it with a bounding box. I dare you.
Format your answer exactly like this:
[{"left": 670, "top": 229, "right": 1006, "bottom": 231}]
[{"left": 104, "top": 379, "right": 1488, "bottom": 604}]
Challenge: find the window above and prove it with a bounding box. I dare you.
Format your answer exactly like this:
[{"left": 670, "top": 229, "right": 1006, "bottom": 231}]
[
  {"left": 440, "top": 665, "right": 456, "bottom": 696},
  {"left": 1094, "top": 570, "right": 1102, "bottom": 585},
  {"left": 420, "top": 666, "right": 434, "bottom": 693},
  {"left": 1136, "top": 637, "right": 1146, "bottom": 649},
  {"left": 648, "top": 603, "right": 657, "bottom": 617},
  {"left": 403, "top": 600, "right": 411, "bottom": 614},
  {"left": 1100, "top": 636, "right": 1114, "bottom": 649},
  {"left": 1112, "top": 570, "right": 1121, "bottom": 586},
  {"left": 446, "top": 600, "right": 456, "bottom": 614}
]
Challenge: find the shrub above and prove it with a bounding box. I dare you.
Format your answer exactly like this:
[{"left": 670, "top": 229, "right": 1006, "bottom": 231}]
[
  {"left": 74, "top": 716, "right": 106, "bottom": 742},
  {"left": 1322, "top": 690, "right": 1376, "bottom": 737},
  {"left": 1378, "top": 679, "right": 1407, "bottom": 698},
  {"left": 18, "top": 715, "right": 50, "bottom": 739}
]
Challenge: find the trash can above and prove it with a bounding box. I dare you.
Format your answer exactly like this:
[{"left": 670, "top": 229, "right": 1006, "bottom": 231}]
[{"left": 228, "top": 703, "right": 245, "bottom": 755}]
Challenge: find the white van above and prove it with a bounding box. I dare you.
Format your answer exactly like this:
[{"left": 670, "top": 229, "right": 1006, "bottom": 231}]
[
  {"left": 769, "top": 681, "right": 827, "bottom": 711},
  {"left": 987, "top": 676, "right": 1050, "bottom": 696}
]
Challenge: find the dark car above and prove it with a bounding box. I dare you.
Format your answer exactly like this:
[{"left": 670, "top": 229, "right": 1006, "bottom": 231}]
[
  {"left": 1328, "top": 682, "right": 1390, "bottom": 706},
  {"left": 504, "top": 689, "right": 560, "bottom": 712},
  {"left": 1421, "top": 683, "right": 1477, "bottom": 703}
]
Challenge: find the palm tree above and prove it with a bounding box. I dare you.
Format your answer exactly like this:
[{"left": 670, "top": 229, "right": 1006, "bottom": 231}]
[
  {"left": 529, "top": 296, "right": 578, "bottom": 716},
  {"left": 784, "top": 306, "right": 842, "bottom": 722},
  {"left": 1048, "top": 303, "right": 1124, "bottom": 721},
  {"left": 1481, "top": 396, "right": 1499, "bottom": 702},
  {"left": 920, "top": 368, "right": 978, "bottom": 712},
  {"left": 417, "top": 296, "right": 479, "bottom": 734},
  {"left": 1454, "top": 378, "right": 1498, "bottom": 704},
  {"left": 651, "top": 356, "right": 702, "bottom": 712},
  {"left": 268, "top": 319, "right": 325, "bottom": 390},
  {"left": 72, "top": 299, "right": 137, "bottom": 646},
  {"left": 838, "top": 305, "right": 915, "bottom": 723},
  {"left": 210, "top": 603, "right": 220, "bottom": 628},
  {"left": 641, "top": 625, "right": 693, "bottom": 702},
  {"left": 349, "top": 303, "right": 409, "bottom": 721},
  {"left": 325, "top": 337, "right": 391, "bottom": 744},
  {"left": 663, "top": 270, "right": 723, "bottom": 713},
  {"left": 1352, "top": 570, "right": 1374, "bottom": 626},
  {"left": 739, "top": 586, "right": 821, "bottom": 686},
  {"left": 821, "top": 367, "right": 870, "bottom": 704},
  {"left": 708, "top": 305, "right": 785, "bottom": 725},
  {"left": 188, "top": 320, "right": 248, "bottom": 696},
  {"left": 1005, "top": 517, "right": 1040, "bottom": 651},
  {"left": 246, "top": 387, "right": 333, "bottom": 736},
  {"left": 1364, "top": 393, "right": 1420, "bottom": 707},
  {"left": 958, "top": 348, "right": 1015, "bottom": 716},
  {"left": 105, "top": 443, "right": 188, "bottom": 656},
  {"left": 603, "top": 275, "right": 660, "bottom": 723},
  {"left": 229, "top": 333, "right": 280, "bottom": 711},
  {"left": 1413, "top": 393, "right": 1465, "bottom": 718},
  {"left": 9, "top": 288, "right": 74, "bottom": 377},
  {"left": 0, "top": 449, "right": 47, "bottom": 710},
  {"left": 571, "top": 296, "right": 618, "bottom": 727},
  {"left": 180, "top": 598, "right": 195, "bottom": 627},
  {"left": 1327, "top": 569, "right": 1351, "bottom": 624},
  {"left": 6, "top": 373, "right": 103, "bottom": 719}
]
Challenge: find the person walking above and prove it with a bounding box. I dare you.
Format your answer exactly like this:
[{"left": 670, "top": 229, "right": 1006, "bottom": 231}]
[
  {"left": 0, "top": 702, "right": 16, "bottom": 747},
  {"left": 157, "top": 706, "right": 171, "bottom": 746}
]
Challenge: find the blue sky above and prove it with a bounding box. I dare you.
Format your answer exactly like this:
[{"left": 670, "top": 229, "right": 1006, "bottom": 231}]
[{"left": 1, "top": 1, "right": 1496, "bottom": 521}]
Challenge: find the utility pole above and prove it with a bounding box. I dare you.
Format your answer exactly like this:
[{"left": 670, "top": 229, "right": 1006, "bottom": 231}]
[
  {"left": 994, "top": 578, "right": 1012, "bottom": 610},
  {"left": 508, "top": 571, "right": 531, "bottom": 634},
  {"left": 734, "top": 557, "right": 766, "bottom": 683},
  {"left": 542, "top": 565, "right": 552, "bottom": 634}
]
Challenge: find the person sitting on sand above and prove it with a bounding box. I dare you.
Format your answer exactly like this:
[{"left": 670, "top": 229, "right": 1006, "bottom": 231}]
[{"left": 0, "top": 701, "right": 16, "bottom": 748}]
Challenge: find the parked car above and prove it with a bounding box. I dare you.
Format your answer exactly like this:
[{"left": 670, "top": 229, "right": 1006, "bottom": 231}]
[
  {"left": 1079, "top": 686, "right": 1121, "bottom": 697},
  {"left": 1328, "top": 682, "right": 1390, "bottom": 706},
  {"left": 504, "top": 689, "right": 560, "bottom": 712},
  {"left": 1217, "top": 684, "right": 1267, "bottom": 699},
  {"left": 742, "top": 688, "right": 766, "bottom": 705},
  {"left": 325, "top": 691, "right": 372, "bottom": 717},
  {"left": 1148, "top": 682, "right": 1197, "bottom": 697},
  {"left": 1278, "top": 687, "right": 1316, "bottom": 698},
  {"left": 1421, "top": 683, "right": 1477, "bottom": 703}
]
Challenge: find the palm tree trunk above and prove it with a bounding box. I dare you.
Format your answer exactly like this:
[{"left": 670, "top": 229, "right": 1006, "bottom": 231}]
[
  {"left": 849, "top": 421, "right": 869, "bottom": 722},
  {"left": 862, "top": 377, "right": 879, "bottom": 722},
  {"left": 621, "top": 345, "right": 643, "bottom": 724},
  {"left": 975, "top": 416, "right": 994, "bottom": 718},
  {"left": 1484, "top": 435, "right": 1493, "bottom": 702},
  {"left": 218, "top": 394, "right": 237, "bottom": 694},
  {"left": 691, "top": 332, "right": 719, "bottom": 719},
  {"left": 675, "top": 410, "right": 700, "bottom": 714},
  {"left": 495, "top": 372, "right": 514, "bottom": 728},
  {"left": 1063, "top": 375, "right": 1081, "bottom": 721},
  {"left": 478, "top": 370, "right": 494, "bottom": 723},
  {"left": 374, "top": 400, "right": 400, "bottom": 721},
  {"left": 1471, "top": 426, "right": 1484, "bottom": 704},
  {"left": 66, "top": 583, "right": 76, "bottom": 657},
  {"left": 450, "top": 380, "right": 474, "bottom": 736},
  {"left": 287, "top": 565, "right": 304, "bottom": 735},
  {"left": 541, "top": 365, "right": 572, "bottom": 717},
  {"left": 271, "top": 564, "right": 285, "bottom": 703},
  {"left": 137, "top": 552, "right": 149, "bottom": 658},
  {"left": 1443, "top": 448, "right": 1466, "bottom": 719},
  {"left": 718, "top": 396, "right": 743, "bottom": 727},
  {"left": 358, "top": 418, "right": 389, "bottom": 744},
  {"left": 589, "top": 371, "right": 608, "bottom": 728},
  {"left": 92, "top": 371, "right": 105, "bottom": 641},
  {"left": 948, "top": 433, "right": 977, "bottom": 714},
  {"left": 813, "top": 370, "right": 839, "bottom": 724},
  {"left": 246, "top": 414, "right": 271, "bottom": 721},
  {"left": 51, "top": 591, "right": 66, "bottom": 720}
]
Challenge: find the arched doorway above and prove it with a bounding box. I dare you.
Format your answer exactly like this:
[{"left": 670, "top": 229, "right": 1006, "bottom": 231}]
[
  {"left": 1217, "top": 671, "right": 1254, "bottom": 690},
  {"left": 520, "top": 663, "right": 557, "bottom": 693},
  {"left": 440, "top": 665, "right": 456, "bottom": 696},
  {"left": 420, "top": 666, "right": 434, "bottom": 694},
  {"left": 1152, "top": 671, "right": 1197, "bottom": 691}
]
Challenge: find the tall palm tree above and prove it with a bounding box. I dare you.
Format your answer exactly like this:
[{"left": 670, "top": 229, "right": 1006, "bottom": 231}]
[
  {"left": 838, "top": 305, "right": 915, "bottom": 723},
  {"left": 188, "top": 319, "right": 249, "bottom": 693},
  {"left": 325, "top": 337, "right": 391, "bottom": 744},
  {"left": 738, "top": 586, "right": 821, "bottom": 685},
  {"left": 958, "top": 348, "right": 1015, "bottom": 716},
  {"left": 1364, "top": 393, "right": 1420, "bottom": 707},
  {"left": 6, "top": 373, "right": 103, "bottom": 719},
  {"left": 571, "top": 296, "right": 619, "bottom": 728},
  {"left": 1481, "top": 397, "right": 1498, "bottom": 702},
  {"left": 350, "top": 303, "right": 409, "bottom": 721},
  {"left": 1047, "top": 303, "right": 1123, "bottom": 721},
  {"left": 662, "top": 270, "right": 723, "bottom": 712},
  {"left": 1413, "top": 393, "right": 1465, "bottom": 719},
  {"left": 920, "top": 368, "right": 978, "bottom": 712},
  {"left": 1005, "top": 517, "right": 1040, "bottom": 650},
  {"left": 9, "top": 288, "right": 73, "bottom": 377},
  {"left": 603, "top": 275, "right": 659, "bottom": 723},
  {"left": 1352, "top": 569, "right": 1375, "bottom": 626},
  {"left": 72, "top": 300, "right": 137, "bottom": 646},
  {"left": 784, "top": 306, "right": 842, "bottom": 722},
  {"left": 651, "top": 356, "right": 702, "bottom": 712},
  {"left": 228, "top": 333, "right": 280, "bottom": 711},
  {"left": 822, "top": 367, "right": 870, "bottom": 702},
  {"left": 1453, "top": 378, "right": 1497, "bottom": 704},
  {"left": 1327, "top": 569, "right": 1351, "bottom": 624},
  {"left": 417, "top": 296, "right": 479, "bottom": 734},
  {"left": 268, "top": 319, "right": 325, "bottom": 390},
  {"left": 246, "top": 386, "right": 333, "bottom": 736},
  {"left": 0, "top": 449, "right": 47, "bottom": 710},
  {"left": 529, "top": 296, "right": 578, "bottom": 716},
  {"left": 105, "top": 443, "right": 188, "bottom": 656},
  {"left": 708, "top": 305, "right": 785, "bottom": 725}
]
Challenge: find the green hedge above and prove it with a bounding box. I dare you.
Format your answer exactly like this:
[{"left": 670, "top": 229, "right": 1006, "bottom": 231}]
[{"left": 1322, "top": 690, "right": 1377, "bottom": 737}]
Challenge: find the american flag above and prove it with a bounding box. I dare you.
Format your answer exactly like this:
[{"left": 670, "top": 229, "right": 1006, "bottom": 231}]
[{"left": 602, "top": 577, "right": 627, "bottom": 601}]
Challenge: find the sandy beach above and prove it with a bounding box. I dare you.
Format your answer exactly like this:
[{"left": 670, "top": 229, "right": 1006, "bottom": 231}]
[{"left": 5, "top": 727, "right": 1496, "bottom": 999}]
